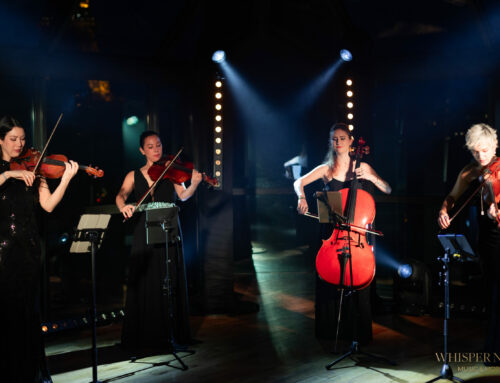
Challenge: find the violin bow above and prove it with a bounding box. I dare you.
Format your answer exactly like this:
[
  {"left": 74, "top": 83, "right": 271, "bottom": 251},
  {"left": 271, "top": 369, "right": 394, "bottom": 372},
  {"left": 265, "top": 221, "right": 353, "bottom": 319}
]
[
  {"left": 123, "top": 147, "right": 184, "bottom": 223},
  {"left": 32, "top": 113, "right": 64, "bottom": 175}
]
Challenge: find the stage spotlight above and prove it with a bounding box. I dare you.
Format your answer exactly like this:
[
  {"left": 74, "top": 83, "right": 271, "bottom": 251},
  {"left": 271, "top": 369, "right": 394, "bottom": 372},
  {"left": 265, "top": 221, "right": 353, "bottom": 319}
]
[
  {"left": 215, "top": 92, "right": 222, "bottom": 99},
  {"left": 347, "top": 90, "right": 353, "bottom": 97},
  {"left": 215, "top": 104, "right": 222, "bottom": 110},
  {"left": 59, "top": 233, "right": 69, "bottom": 244},
  {"left": 215, "top": 126, "right": 222, "bottom": 133},
  {"left": 347, "top": 113, "right": 354, "bottom": 120},
  {"left": 212, "top": 50, "right": 226, "bottom": 63},
  {"left": 340, "top": 49, "right": 352, "bottom": 62},
  {"left": 215, "top": 81, "right": 222, "bottom": 88},
  {"left": 398, "top": 264, "right": 413, "bottom": 279},
  {"left": 348, "top": 124, "right": 354, "bottom": 131},
  {"left": 347, "top": 102, "right": 353, "bottom": 108},
  {"left": 126, "top": 116, "right": 138, "bottom": 125},
  {"left": 215, "top": 137, "right": 222, "bottom": 144},
  {"left": 215, "top": 115, "right": 222, "bottom": 121},
  {"left": 346, "top": 79, "right": 352, "bottom": 86}
]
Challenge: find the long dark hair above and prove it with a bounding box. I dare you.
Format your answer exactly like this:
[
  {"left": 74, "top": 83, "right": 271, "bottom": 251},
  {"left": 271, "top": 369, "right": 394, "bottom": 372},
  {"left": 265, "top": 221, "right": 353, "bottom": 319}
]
[
  {"left": 324, "top": 122, "right": 353, "bottom": 171},
  {"left": 0, "top": 116, "right": 23, "bottom": 158}
]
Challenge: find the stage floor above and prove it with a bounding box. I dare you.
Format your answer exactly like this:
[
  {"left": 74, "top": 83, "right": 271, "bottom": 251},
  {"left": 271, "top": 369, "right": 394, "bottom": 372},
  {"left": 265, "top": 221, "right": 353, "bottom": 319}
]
[{"left": 47, "top": 232, "right": 500, "bottom": 382}]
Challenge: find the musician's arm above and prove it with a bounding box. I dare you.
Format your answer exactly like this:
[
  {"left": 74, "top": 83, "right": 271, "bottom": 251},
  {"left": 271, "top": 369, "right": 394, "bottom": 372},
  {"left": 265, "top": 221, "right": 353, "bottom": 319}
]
[
  {"left": 438, "top": 166, "right": 472, "bottom": 229},
  {"left": 116, "top": 171, "right": 135, "bottom": 218}
]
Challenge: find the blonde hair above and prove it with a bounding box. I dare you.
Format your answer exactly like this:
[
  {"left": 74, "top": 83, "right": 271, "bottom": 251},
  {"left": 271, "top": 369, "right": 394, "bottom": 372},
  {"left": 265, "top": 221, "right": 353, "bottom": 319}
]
[{"left": 465, "top": 123, "right": 498, "bottom": 151}]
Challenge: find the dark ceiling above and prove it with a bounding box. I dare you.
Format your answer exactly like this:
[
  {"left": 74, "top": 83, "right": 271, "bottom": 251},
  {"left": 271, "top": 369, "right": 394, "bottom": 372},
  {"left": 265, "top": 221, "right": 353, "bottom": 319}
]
[{"left": 0, "top": 0, "right": 499, "bottom": 78}]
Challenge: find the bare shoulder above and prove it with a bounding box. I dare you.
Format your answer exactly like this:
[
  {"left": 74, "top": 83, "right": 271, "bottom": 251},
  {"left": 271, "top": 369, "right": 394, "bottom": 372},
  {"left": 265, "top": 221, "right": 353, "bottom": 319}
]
[{"left": 459, "top": 163, "right": 481, "bottom": 182}]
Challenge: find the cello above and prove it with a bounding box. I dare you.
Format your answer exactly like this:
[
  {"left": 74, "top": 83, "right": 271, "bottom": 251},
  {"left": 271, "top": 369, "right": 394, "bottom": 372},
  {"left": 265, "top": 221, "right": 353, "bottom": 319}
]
[{"left": 315, "top": 137, "right": 376, "bottom": 290}]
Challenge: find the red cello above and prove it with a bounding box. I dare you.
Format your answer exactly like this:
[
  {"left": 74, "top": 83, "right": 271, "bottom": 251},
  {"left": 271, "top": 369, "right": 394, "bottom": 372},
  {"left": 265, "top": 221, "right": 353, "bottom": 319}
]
[{"left": 315, "top": 137, "right": 376, "bottom": 290}]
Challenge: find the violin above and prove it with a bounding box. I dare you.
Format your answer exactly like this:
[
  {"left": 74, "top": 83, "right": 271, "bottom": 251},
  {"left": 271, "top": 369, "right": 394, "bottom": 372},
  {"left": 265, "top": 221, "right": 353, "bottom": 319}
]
[
  {"left": 10, "top": 148, "right": 104, "bottom": 179},
  {"left": 148, "top": 154, "right": 218, "bottom": 187},
  {"left": 315, "top": 138, "right": 376, "bottom": 290},
  {"left": 482, "top": 157, "right": 500, "bottom": 226}
]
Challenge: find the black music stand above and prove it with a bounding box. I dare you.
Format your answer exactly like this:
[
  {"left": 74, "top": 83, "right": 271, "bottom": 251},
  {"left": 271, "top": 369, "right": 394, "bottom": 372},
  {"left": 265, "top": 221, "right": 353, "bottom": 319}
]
[
  {"left": 316, "top": 193, "right": 394, "bottom": 370},
  {"left": 144, "top": 205, "right": 194, "bottom": 370},
  {"left": 426, "top": 234, "right": 473, "bottom": 383},
  {"left": 70, "top": 214, "right": 111, "bottom": 383}
]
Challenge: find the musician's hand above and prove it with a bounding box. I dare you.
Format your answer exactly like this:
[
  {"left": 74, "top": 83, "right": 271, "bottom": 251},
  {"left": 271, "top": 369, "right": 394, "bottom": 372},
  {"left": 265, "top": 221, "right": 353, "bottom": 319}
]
[
  {"left": 61, "top": 160, "right": 79, "bottom": 183},
  {"left": 487, "top": 203, "right": 498, "bottom": 221},
  {"left": 120, "top": 204, "right": 136, "bottom": 219},
  {"left": 3, "top": 170, "right": 36, "bottom": 186},
  {"left": 438, "top": 210, "right": 450, "bottom": 229},
  {"left": 191, "top": 169, "right": 203, "bottom": 187},
  {"left": 297, "top": 198, "right": 308, "bottom": 215}
]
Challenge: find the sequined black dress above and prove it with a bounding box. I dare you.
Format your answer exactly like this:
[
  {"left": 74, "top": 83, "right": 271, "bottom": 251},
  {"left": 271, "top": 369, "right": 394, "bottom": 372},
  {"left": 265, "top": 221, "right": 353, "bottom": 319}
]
[
  {"left": 121, "top": 170, "right": 191, "bottom": 351},
  {"left": 315, "top": 178, "right": 375, "bottom": 344},
  {"left": 0, "top": 160, "right": 51, "bottom": 382}
]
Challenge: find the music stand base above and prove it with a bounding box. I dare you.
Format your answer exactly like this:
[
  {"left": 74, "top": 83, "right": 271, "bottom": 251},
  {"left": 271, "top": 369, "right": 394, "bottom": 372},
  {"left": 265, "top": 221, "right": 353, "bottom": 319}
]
[
  {"left": 425, "top": 364, "right": 464, "bottom": 383},
  {"left": 325, "top": 341, "right": 396, "bottom": 370}
]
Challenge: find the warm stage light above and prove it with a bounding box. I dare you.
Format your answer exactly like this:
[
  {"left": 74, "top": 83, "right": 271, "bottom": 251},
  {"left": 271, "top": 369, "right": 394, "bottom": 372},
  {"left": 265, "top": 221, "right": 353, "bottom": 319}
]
[
  {"left": 215, "top": 126, "right": 222, "bottom": 133},
  {"left": 215, "top": 92, "right": 222, "bottom": 99},
  {"left": 215, "top": 149, "right": 221, "bottom": 155},
  {"left": 41, "top": 325, "right": 48, "bottom": 332},
  {"left": 215, "top": 104, "right": 222, "bottom": 110},
  {"left": 347, "top": 102, "right": 353, "bottom": 108},
  {"left": 346, "top": 79, "right": 352, "bottom": 86},
  {"left": 215, "top": 137, "right": 222, "bottom": 144},
  {"left": 215, "top": 160, "right": 221, "bottom": 165},
  {"left": 215, "top": 81, "right": 222, "bottom": 88},
  {"left": 348, "top": 124, "right": 354, "bottom": 131},
  {"left": 340, "top": 49, "right": 353, "bottom": 62},
  {"left": 347, "top": 90, "right": 353, "bottom": 97},
  {"left": 212, "top": 50, "right": 226, "bottom": 63},
  {"left": 347, "top": 113, "right": 353, "bottom": 120},
  {"left": 215, "top": 171, "right": 221, "bottom": 177},
  {"left": 215, "top": 115, "right": 222, "bottom": 121}
]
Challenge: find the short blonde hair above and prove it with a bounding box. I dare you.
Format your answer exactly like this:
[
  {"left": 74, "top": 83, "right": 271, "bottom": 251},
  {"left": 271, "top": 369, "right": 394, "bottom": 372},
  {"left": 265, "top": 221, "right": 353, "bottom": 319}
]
[{"left": 465, "top": 123, "right": 498, "bottom": 151}]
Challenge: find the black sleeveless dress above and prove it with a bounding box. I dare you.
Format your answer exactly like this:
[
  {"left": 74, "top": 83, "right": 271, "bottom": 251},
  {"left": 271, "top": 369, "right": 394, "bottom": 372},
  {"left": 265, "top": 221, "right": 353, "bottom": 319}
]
[
  {"left": 121, "top": 170, "right": 191, "bottom": 350},
  {"left": 478, "top": 213, "right": 500, "bottom": 356},
  {"left": 0, "top": 160, "right": 51, "bottom": 382},
  {"left": 315, "top": 177, "right": 375, "bottom": 344}
]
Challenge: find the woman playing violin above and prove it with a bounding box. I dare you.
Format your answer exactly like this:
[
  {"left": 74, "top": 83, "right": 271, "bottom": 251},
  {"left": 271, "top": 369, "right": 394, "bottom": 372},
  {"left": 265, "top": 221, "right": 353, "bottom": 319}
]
[
  {"left": 115, "top": 130, "right": 202, "bottom": 352},
  {"left": 438, "top": 123, "right": 500, "bottom": 361},
  {"left": 0, "top": 116, "right": 78, "bottom": 382},
  {"left": 294, "top": 123, "right": 391, "bottom": 343}
]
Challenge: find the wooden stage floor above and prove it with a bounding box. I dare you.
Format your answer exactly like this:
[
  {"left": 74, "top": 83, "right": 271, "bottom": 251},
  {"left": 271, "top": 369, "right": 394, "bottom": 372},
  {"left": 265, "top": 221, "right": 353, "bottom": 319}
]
[{"left": 46, "top": 234, "right": 500, "bottom": 382}]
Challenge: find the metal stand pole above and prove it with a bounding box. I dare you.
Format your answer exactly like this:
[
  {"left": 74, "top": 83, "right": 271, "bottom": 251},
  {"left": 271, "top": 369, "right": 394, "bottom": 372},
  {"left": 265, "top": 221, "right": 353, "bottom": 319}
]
[
  {"left": 426, "top": 249, "right": 463, "bottom": 383},
  {"left": 88, "top": 231, "right": 101, "bottom": 383}
]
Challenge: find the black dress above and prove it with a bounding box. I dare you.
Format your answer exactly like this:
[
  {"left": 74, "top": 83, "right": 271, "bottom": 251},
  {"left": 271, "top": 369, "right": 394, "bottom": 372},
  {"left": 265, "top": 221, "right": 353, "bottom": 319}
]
[
  {"left": 121, "top": 170, "right": 191, "bottom": 351},
  {"left": 315, "top": 177, "right": 375, "bottom": 344},
  {"left": 478, "top": 213, "right": 500, "bottom": 356},
  {"left": 0, "top": 160, "right": 51, "bottom": 382}
]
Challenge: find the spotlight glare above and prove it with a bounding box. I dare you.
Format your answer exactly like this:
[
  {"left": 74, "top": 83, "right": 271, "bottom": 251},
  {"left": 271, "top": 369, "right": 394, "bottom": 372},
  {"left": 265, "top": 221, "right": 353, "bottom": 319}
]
[
  {"left": 126, "top": 116, "right": 139, "bottom": 125},
  {"left": 347, "top": 102, "right": 353, "bottom": 108},
  {"left": 215, "top": 104, "right": 222, "bottom": 110},
  {"left": 215, "top": 81, "right": 222, "bottom": 88},
  {"left": 212, "top": 50, "right": 226, "bottom": 63},
  {"left": 346, "top": 79, "right": 352, "bottom": 86},
  {"left": 347, "top": 90, "right": 353, "bottom": 97},
  {"left": 340, "top": 49, "right": 353, "bottom": 62},
  {"left": 215, "top": 160, "right": 221, "bottom": 165},
  {"left": 215, "top": 115, "right": 222, "bottom": 121},
  {"left": 398, "top": 264, "right": 413, "bottom": 279},
  {"left": 215, "top": 137, "right": 222, "bottom": 144},
  {"left": 347, "top": 113, "right": 354, "bottom": 120},
  {"left": 215, "top": 92, "right": 222, "bottom": 99},
  {"left": 215, "top": 149, "right": 222, "bottom": 155},
  {"left": 215, "top": 171, "right": 221, "bottom": 177},
  {"left": 348, "top": 124, "right": 354, "bottom": 131},
  {"left": 215, "top": 126, "right": 222, "bottom": 133}
]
